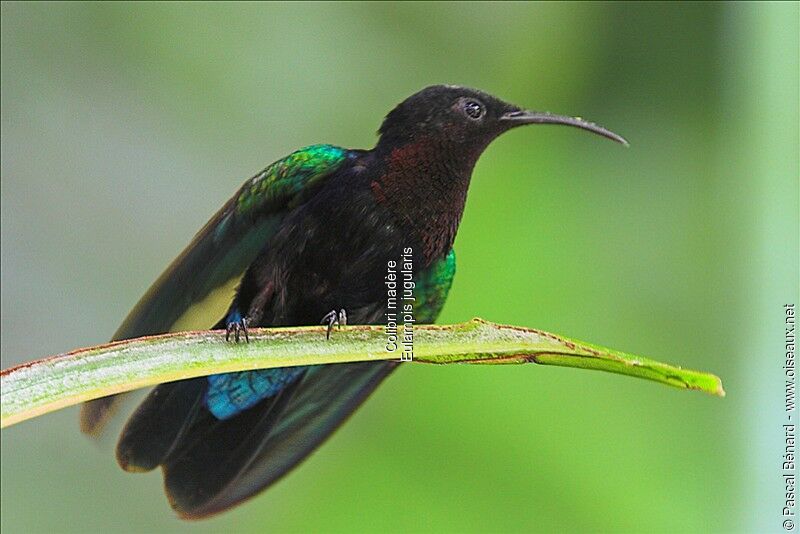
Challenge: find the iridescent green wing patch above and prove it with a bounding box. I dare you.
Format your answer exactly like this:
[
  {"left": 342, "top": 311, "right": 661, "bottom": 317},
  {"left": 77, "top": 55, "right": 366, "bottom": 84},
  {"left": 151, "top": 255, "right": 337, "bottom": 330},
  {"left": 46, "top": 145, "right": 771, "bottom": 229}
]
[
  {"left": 414, "top": 249, "right": 457, "bottom": 324},
  {"left": 236, "top": 145, "right": 348, "bottom": 216}
]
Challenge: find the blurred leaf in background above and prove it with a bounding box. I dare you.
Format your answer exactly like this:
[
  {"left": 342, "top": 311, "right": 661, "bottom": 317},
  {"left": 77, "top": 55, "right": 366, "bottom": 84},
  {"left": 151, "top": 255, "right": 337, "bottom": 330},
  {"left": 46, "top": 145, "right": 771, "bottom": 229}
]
[{"left": 1, "top": 2, "right": 797, "bottom": 533}]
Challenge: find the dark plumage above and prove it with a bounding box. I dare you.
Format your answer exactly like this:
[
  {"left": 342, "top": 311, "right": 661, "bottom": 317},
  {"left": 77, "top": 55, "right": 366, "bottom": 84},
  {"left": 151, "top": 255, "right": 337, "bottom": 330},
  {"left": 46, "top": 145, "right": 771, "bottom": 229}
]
[{"left": 81, "top": 85, "right": 626, "bottom": 518}]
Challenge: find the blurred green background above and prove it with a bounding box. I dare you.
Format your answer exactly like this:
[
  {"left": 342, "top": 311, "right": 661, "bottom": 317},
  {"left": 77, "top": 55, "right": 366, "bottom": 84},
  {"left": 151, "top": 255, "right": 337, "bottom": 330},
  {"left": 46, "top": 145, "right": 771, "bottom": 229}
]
[{"left": 1, "top": 2, "right": 798, "bottom": 533}]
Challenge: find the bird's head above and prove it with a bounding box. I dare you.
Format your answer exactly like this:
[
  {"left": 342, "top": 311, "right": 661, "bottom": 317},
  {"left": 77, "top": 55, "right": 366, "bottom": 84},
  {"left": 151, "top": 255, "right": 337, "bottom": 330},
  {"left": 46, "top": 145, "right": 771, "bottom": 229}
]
[{"left": 376, "top": 85, "right": 627, "bottom": 159}]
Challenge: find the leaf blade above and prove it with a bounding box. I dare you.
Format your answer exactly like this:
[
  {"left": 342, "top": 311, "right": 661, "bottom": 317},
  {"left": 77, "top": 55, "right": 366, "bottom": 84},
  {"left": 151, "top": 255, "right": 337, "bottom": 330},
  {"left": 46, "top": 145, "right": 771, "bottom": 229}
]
[{"left": 0, "top": 319, "right": 724, "bottom": 428}]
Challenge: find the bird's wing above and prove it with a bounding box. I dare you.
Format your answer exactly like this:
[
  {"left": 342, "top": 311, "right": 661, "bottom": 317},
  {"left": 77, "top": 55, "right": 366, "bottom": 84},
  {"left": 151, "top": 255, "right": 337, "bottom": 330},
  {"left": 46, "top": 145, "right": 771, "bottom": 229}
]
[
  {"left": 144, "top": 251, "right": 457, "bottom": 518},
  {"left": 161, "top": 361, "right": 398, "bottom": 519},
  {"left": 80, "top": 144, "right": 353, "bottom": 435}
]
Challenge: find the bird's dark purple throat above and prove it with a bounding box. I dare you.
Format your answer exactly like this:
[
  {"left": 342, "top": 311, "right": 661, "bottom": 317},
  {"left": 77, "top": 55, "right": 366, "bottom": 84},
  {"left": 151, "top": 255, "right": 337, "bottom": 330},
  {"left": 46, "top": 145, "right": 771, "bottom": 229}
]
[{"left": 80, "top": 85, "right": 627, "bottom": 518}]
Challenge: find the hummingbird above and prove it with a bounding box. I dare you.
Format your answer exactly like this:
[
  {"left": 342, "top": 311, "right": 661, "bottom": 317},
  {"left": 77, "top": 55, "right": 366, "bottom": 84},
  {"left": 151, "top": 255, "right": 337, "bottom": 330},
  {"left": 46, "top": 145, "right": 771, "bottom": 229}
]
[{"left": 80, "top": 85, "right": 627, "bottom": 518}]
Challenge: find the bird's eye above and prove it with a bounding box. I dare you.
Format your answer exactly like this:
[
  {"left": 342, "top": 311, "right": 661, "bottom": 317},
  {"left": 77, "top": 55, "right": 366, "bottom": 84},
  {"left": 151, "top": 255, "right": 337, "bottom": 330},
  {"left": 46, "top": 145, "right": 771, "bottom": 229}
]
[{"left": 463, "top": 100, "right": 484, "bottom": 120}]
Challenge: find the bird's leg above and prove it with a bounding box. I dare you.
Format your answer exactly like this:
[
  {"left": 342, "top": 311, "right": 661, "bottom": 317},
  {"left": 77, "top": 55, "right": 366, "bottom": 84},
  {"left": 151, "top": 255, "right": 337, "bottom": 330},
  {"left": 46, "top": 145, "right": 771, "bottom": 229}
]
[
  {"left": 225, "top": 309, "right": 249, "bottom": 343},
  {"left": 225, "top": 281, "right": 274, "bottom": 344},
  {"left": 321, "top": 309, "right": 347, "bottom": 340}
]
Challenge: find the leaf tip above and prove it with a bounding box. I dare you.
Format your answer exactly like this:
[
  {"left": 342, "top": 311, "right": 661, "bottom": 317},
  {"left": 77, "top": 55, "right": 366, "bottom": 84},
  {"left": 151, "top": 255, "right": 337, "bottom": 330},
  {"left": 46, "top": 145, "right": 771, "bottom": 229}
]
[{"left": 692, "top": 373, "right": 725, "bottom": 397}]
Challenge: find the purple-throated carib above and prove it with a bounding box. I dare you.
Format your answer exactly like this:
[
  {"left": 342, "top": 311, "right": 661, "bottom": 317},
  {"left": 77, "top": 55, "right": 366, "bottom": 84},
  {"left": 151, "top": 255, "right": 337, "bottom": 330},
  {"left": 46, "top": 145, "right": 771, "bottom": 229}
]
[{"left": 80, "top": 85, "right": 627, "bottom": 518}]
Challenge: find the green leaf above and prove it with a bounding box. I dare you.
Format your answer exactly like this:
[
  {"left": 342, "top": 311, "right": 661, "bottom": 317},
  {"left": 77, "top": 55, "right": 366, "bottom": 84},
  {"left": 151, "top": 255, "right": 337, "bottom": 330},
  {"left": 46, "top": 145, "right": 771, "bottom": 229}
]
[{"left": 0, "top": 318, "right": 724, "bottom": 428}]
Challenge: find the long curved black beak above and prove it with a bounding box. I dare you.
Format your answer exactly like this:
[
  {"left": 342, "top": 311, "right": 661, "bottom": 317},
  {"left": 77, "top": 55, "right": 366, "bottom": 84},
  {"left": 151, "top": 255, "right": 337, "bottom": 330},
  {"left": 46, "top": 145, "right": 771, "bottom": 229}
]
[{"left": 500, "top": 110, "right": 629, "bottom": 146}]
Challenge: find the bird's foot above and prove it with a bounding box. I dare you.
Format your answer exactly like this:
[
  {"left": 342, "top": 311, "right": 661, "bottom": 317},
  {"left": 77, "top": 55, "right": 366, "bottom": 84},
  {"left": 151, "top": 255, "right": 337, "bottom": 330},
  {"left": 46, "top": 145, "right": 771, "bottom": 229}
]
[
  {"left": 321, "top": 309, "right": 347, "bottom": 340},
  {"left": 225, "top": 311, "right": 249, "bottom": 343}
]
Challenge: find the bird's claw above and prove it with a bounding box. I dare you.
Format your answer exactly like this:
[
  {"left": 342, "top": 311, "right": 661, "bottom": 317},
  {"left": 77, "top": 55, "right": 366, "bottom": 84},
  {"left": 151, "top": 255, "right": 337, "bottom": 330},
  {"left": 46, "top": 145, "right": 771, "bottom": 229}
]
[
  {"left": 321, "top": 309, "right": 347, "bottom": 340},
  {"left": 225, "top": 317, "right": 249, "bottom": 343}
]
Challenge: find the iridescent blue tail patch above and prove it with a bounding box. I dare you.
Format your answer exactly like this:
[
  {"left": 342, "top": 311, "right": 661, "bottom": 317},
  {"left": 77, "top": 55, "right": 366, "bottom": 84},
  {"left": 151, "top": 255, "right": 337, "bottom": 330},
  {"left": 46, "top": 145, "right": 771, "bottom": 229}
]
[{"left": 205, "top": 367, "right": 306, "bottom": 420}]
